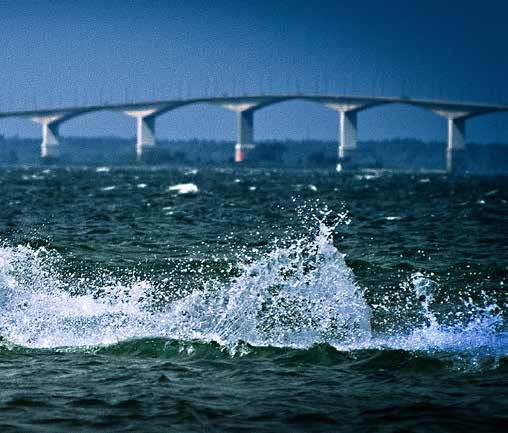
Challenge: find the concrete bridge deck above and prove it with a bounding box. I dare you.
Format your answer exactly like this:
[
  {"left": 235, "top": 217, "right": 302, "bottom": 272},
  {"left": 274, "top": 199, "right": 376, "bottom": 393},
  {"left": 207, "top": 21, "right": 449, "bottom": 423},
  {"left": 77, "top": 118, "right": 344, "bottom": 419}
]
[{"left": 0, "top": 94, "right": 506, "bottom": 172}]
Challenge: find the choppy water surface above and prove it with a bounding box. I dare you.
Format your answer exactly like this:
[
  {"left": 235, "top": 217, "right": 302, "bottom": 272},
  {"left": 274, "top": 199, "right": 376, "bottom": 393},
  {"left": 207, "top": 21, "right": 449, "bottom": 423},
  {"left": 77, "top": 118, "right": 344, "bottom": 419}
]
[{"left": 0, "top": 166, "right": 506, "bottom": 432}]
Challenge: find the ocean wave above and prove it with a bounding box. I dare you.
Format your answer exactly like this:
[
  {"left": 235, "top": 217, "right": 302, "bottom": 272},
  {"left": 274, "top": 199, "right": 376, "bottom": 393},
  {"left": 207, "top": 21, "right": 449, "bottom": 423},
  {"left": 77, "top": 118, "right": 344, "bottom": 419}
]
[
  {"left": 1, "top": 336, "right": 506, "bottom": 373},
  {"left": 0, "top": 214, "right": 505, "bottom": 370}
]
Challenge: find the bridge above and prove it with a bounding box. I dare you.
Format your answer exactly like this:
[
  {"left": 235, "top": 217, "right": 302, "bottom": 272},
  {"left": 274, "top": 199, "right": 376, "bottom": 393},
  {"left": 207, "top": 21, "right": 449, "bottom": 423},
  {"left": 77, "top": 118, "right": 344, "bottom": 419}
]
[{"left": 0, "top": 94, "right": 506, "bottom": 172}]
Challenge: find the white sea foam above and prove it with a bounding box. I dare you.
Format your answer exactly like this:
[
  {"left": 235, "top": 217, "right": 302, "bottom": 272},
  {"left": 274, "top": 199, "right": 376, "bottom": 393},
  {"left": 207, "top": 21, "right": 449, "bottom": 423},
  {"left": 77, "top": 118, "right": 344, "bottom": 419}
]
[
  {"left": 168, "top": 220, "right": 372, "bottom": 347},
  {"left": 168, "top": 183, "right": 199, "bottom": 195},
  {"left": 96, "top": 167, "right": 110, "bottom": 173},
  {"left": 354, "top": 173, "right": 380, "bottom": 181},
  {"left": 484, "top": 189, "right": 499, "bottom": 197},
  {"left": 0, "top": 220, "right": 370, "bottom": 349},
  {"left": 369, "top": 273, "right": 505, "bottom": 354},
  {"left": 100, "top": 185, "right": 116, "bottom": 191},
  {"left": 22, "top": 174, "right": 45, "bottom": 181},
  {"left": 0, "top": 217, "right": 504, "bottom": 357}
]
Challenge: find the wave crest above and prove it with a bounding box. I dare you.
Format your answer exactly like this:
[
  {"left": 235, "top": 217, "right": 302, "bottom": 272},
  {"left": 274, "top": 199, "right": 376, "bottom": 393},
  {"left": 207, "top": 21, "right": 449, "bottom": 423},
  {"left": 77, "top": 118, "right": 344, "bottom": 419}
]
[{"left": 0, "top": 214, "right": 504, "bottom": 366}]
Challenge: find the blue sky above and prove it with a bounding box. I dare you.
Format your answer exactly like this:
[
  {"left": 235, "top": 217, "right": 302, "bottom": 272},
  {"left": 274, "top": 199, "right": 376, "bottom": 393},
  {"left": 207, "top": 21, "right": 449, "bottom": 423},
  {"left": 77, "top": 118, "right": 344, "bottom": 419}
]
[{"left": 1, "top": 0, "right": 507, "bottom": 143}]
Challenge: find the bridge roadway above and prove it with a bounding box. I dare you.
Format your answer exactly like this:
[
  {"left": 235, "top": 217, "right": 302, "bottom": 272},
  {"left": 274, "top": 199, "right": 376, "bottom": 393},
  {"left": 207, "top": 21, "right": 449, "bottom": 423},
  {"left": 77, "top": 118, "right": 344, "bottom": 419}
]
[{"left": 0, "top": 94, "right": 506, "bottom": 172}]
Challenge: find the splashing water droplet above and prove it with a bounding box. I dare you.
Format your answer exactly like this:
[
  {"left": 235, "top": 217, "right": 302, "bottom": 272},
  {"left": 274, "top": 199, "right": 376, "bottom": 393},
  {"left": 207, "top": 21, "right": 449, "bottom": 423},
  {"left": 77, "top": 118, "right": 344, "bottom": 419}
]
[{"left": 168, "top": 220, "right": 372, "bottom": 348}]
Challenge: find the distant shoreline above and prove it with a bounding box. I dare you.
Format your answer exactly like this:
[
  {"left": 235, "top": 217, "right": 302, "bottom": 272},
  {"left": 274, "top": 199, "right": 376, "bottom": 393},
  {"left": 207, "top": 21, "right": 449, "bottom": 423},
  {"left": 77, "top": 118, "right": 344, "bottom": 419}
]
[{"left": 0, "top": 136, "right": 506, "bottom": 174}]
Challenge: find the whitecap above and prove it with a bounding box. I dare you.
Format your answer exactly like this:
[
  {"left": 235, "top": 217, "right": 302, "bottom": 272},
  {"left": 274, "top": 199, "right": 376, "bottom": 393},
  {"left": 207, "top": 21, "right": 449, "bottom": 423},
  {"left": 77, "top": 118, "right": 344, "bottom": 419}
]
[
  {"left": 354, "top": 174, "right": 379, "bottom": 181},
  {"left": 484, "top": 189, "right": 499, "bottom": 197},
  {"left": 0, "top": 216, "right": 371, "bottom": 349},
  {"left": 0, "top": 213, "right": 504, "bottom": 362},
  {"left": 167, "top": 183, "right": 199, "bottom": 195},
  {"left": 96, "top": 167, "right": 110, "bottom": 173}
]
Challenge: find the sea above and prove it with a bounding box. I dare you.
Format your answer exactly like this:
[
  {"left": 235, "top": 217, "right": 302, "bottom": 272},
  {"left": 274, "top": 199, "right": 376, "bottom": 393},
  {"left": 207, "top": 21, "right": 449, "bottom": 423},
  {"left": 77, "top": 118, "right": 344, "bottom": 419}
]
[{"left": 0, "top": 165, "right": 506, "bottom": 432}]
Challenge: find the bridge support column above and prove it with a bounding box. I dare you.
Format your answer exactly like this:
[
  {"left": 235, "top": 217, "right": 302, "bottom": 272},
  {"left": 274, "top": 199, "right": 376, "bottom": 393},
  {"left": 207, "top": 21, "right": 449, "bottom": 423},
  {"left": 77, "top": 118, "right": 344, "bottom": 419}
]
[
  {"left": 236, "top": 110, "right": 255, "bottom": 162},
  {"left": 125, "top": 109, "right": 162, "bottom": 162},
  {"left": 447, "top": 118, "right": 466, "bottom": 173},
  {"left": 337, "top": 110, "right": 358, "bottom": 171},
  {"left": 136, "top": 115, "right": 156, "bottom": 161},
  {"left": 32, "top": 116, "right": 63, "bottom": 160},
  {"left": 41, "top": 122, "right": 61, "bottom": 159}
]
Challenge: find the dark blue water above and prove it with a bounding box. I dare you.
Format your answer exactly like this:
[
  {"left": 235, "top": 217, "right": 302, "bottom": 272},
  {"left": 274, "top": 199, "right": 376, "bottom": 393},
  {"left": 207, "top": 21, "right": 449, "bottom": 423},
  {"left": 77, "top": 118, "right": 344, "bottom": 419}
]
[{"left": 0, "top": 166, "right": 506, "bottom": 432}]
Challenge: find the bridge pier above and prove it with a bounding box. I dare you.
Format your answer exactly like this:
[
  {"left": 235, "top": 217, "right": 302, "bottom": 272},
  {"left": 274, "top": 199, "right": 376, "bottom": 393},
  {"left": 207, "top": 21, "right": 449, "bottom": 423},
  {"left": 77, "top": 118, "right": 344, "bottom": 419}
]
[
  {"left": 338, "top": 110, "right": 358, "bottom": 170},
  {"left": 447, "top": 118, "right": 466, "bottom": 173},
  {"left": 124, "top": 109, "right": 161, "bottom": 162},
  {"left": 218, "top": 101, "right": 268, "bottom": 162},
  {"left": 325, "top": 102, "right": 371, "bottom": 171},
  {"left": 41, "top": 122, "right": 61, "bottom": 159},
  {"left": 32, "top": 116, "right": 63, "bottom": 160},
  {"left": 136, "top": 115, "right": 156, "bottom": 161},
  {"left": 236, "top": 110, "right": 255, "bottom": 162}
]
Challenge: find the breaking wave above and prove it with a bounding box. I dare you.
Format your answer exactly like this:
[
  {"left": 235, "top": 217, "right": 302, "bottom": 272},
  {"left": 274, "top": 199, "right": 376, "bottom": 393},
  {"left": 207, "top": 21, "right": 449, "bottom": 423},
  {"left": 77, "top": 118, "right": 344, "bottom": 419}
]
[{"left": 0, "top": 214, "right": 505, "bottom": 366}]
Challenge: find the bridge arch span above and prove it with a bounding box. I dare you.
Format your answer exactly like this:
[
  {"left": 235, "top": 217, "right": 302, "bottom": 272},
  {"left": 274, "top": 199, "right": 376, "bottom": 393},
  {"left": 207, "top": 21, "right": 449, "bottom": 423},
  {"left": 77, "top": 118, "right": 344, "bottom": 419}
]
[
  {"left": 56, "top": 110, "right": 131, "bottom": 135},
  {"left": 152, "top": 102, "right": 236, "bottom": 140},
  {"left": 356, "top": 102, "right": 448, "bottom": 170},
  {"left": 229, "top": 97, "right": 387, "bottom": 163},
  {"left": 251, "top": 98, "right": 339, "bottom": 140},
  {"left": 355, "top": 100, "right": 506, "bottom": 172},
  {"left": 123, "top": 100, "right": 238, "bottom": 161},
  {"left": 31, "top": 108, "right": 131, "bottom": 159}
]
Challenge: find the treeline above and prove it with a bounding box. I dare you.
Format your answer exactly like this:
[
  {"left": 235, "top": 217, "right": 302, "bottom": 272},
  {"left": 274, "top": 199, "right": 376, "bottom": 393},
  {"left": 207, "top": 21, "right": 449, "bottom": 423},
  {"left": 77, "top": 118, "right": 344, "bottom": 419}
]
[{"left": 0, "top": 135, "right": 506, "bottom": 173}]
